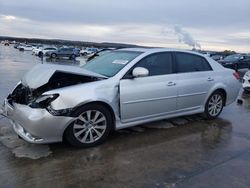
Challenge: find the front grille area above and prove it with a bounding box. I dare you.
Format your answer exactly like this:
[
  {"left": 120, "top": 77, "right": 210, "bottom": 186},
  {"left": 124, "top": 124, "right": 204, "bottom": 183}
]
[{"left": 8, "top": 84, "right": 34, "bottom": 105}]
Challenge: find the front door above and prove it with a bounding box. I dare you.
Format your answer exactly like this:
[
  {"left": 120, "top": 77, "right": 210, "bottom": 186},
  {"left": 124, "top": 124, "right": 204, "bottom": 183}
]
[{"left": 119, "top": 52, "right": 178, "bottom": 123}]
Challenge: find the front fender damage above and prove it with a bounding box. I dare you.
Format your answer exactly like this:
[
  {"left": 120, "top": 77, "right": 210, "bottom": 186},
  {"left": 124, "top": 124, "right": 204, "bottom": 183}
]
[{"left": 7, "top": 71, "right": 103, "bottom": 117}]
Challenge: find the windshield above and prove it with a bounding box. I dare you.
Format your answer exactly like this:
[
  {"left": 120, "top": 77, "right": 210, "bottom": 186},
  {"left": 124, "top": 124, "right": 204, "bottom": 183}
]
[
  {"left": 83, "top": 51, "right": 142, "bottom": 77},
  {"left": 224, "top": 54, "right": 241, "bottom": 61}
]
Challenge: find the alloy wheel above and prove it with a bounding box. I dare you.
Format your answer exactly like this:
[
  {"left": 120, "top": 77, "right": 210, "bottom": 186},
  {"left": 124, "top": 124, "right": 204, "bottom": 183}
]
[
  {"left": 73, "top": 110, "right": 107, "bottom": 144},
  {"left": 208, "top": 94, "right": 223, "bottom": 117}
]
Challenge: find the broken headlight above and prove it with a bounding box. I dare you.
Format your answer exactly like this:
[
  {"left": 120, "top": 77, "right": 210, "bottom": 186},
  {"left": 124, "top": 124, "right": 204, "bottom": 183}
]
[
  {"left": 46, "top": 106, "right": 73, "bottom": 116},
  {"left": 30, "top": 94, "right": 59, "bottom": 108}
]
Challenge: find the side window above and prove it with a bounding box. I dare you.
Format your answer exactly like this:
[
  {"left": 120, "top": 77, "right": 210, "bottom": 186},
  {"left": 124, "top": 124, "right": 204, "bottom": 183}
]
[
  {"left": 134, "top": 52, "right": 173, "bottom": 76},
  {"left": 176, "top": 52, "right": 212, "bottom": 73}
]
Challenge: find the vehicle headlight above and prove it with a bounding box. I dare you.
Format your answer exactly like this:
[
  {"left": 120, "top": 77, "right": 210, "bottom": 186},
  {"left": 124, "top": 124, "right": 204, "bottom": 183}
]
[
  {"left": 46, "top": 106, "right": 73, "bottom": 116},
  {"left": 30, "top": 94, "right": 59, "bottom": 108}
]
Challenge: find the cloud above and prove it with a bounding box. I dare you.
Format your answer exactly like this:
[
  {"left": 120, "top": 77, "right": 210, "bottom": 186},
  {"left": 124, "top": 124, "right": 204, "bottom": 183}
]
[
  {"left": 1, "top": 15, "right": 16, "bottom": 21},
  {"left": 174, "top": 25, "right": 201, "bottom": 49},
  {"left": 0, "top": 0, "right": 250, "bottom": 52},
  {"left": 0, "top": 14, "right": 30, "bottom": 22}
]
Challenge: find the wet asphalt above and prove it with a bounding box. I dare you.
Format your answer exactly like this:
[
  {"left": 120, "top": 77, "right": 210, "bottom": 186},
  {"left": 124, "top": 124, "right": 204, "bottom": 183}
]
[{"left": 0, "top": 44, "right": 250, "bottom": 188}]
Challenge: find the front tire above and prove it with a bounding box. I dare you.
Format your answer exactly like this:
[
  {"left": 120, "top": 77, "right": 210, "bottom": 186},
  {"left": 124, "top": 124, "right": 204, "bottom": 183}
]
[
  {"left": 70, "top": 54, "right": 76, "bottom": 60},
  {"left": 64, "top": 104, "right": 113, "bottom": 147},
  {"left": 203, "top": 91, "right": 225, "bottom": 120},
  {"left": 38, "top": 51, "right": 43, "bottom": 57}
]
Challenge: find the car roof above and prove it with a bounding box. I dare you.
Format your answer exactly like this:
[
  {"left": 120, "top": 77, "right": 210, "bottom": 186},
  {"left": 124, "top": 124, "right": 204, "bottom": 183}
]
[{"left": 117, "top": 48, "right": 205, "bottom": 57}]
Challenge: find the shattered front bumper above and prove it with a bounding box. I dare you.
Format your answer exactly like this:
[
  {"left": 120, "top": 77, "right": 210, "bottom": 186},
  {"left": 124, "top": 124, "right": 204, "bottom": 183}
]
[{"left": 2, "top": 99, "right": 74, "bottom": 144}]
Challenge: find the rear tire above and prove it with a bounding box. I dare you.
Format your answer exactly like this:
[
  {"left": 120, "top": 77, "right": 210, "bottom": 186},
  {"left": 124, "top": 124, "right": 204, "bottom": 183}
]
[
  {"left": 203, "top": 91, "right": 225, "bottom": 120},
  {"left": 64, "top": 104, "right": 113, "bottom": 147},
  {"left": 51, "top": 53, "right": 57, "bottom": 58}
]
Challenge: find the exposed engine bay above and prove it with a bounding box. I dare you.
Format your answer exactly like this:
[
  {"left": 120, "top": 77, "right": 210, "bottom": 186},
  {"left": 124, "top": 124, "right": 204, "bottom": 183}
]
[{"left": 7, "top": 71, "right": 101, "bottom": 106}]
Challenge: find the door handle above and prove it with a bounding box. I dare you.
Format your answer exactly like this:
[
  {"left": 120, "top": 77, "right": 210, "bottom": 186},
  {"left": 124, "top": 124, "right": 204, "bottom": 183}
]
[
  {"left": 207, "top": 77, "right": 214, "bottom": 81},
  {"left": 167, "top": 81, "right": 176, "bottom": 86}
]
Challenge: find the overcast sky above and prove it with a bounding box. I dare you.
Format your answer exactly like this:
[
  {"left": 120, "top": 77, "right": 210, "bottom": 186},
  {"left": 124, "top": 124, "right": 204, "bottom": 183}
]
[{"left": 0, "top": 0, "right": 250, "bottom": 52}]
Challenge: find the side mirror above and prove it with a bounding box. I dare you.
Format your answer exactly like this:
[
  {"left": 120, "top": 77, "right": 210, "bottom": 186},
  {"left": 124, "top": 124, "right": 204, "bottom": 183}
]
[
  {"left": 240, "top": 56, "right": 244, "bottom": 60},
  {"left": 132, "top": 67, "right": 149, "bottom": 78}
]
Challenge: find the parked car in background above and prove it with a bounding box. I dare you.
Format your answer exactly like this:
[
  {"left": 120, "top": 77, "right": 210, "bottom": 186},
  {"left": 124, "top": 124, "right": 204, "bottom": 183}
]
[
  {"left": 34, "top": 47, "right": 57, "bottom": 57},
  {"left": 80, "top": 47, "right": 98, "bottom": 56},
  {"left": 46, "top": 47, "right": 80, "bottom": 59},
  {"left": 32, "top": 45, "right": 43, "bottom": 53},
  {"left": 201, "top": 52, "right": 225, "bottom": 62},
  {"left": 2, "top": 48, "right": 241, "bottom": 147},
  {"left": 32, "top": 46, "right": 43, "bottom": 55},
  {"left": 19, "top": 45, "right": 33, "bottom": 51},
  {"left": 86, "top": 48, "right": 114, "bottom": 61},
  {"left": 13, "top": 43, "right": 20, "bottom": 49},
  {"left": 32, "top": 44, "right": 43, "bottom": 50},
  {"left": 16, "top": 43, "right": 26, "bottom": 50},
  {"left": 218, "top": 54, "right": 250, "bottom": 70},
  {"left": 4, "top": 41, "right": 10, "bottom": 46},
  {"left": 243, "top": 70, "right": 250, "bottom": 92},
  {"left": 210, "top": 54, "right": 225, "bottom": 61}
]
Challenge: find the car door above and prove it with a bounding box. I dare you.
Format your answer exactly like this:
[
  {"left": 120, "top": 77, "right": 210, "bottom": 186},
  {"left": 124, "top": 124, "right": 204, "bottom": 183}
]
[
  {"left": 175, "top": 52, "right": 214, "bottom": 111},
  {"left": 63, "top": 48, "right": 70, "bottom": 56},
  {"left": 68, "top": 48, "right": 73, "bottom": 56},
  {"left": 119, "top": 52, "right": 178, "bottom": 123},
  {"left": 57, "top": 48, "right": 64, "bottom": 57}
]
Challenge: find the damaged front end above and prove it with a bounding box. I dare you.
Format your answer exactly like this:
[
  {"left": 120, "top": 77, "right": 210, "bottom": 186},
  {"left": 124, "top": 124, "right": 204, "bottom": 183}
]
[
  {"left": 7, "top": 71, "right": 101, "bottom": 116},
  {"left": 3, "top": 65, "right": 105, "bottom": 143}
]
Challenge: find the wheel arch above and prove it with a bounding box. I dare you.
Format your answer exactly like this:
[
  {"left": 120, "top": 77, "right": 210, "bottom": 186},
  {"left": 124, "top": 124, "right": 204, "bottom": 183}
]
[
  {"left": 82, "top": 101, "right": 116, "bottom": 128},
  {"left": 214, "top": 88, "right": 227, "bottom": 106},
  {"left": 206, "top": 87, "right": 227, "bottom": 106},
  {"left": 62, "top": 101, "right": 116, "bottom": 141}
]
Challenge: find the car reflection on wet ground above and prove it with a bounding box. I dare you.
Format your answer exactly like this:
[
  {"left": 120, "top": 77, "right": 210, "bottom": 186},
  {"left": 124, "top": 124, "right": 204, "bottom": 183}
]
[{"left": 0, "top": 44, "right": 250, "bottom": 187}]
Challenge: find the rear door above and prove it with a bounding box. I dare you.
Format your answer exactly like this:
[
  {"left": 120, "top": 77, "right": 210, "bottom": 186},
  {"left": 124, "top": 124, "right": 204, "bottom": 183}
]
[
  {"left": 175, "top": 52, "right": 214, "bottom": 111},
  {"left": 58, "top": 48, "right": 65, "bottom": 57},
  {"left": 120, "top": 52, "right": 178, "bottom": 122}
]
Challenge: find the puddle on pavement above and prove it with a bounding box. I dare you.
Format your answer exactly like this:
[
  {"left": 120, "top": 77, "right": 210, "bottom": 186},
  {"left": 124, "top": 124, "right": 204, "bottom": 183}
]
[
  {"left": 0, "top": 112, "right": 231, "bottom": 160},
  {"left": 240, "top": 91, "right": 250, "bottom": 109},
  {"left": 0, "top": 123, "right": 52, "bottom": 159}
]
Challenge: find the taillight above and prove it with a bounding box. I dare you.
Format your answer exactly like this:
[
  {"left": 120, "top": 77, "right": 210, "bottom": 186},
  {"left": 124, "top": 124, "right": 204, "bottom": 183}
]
[{"left": 233, "top": 72, "right": 240, "bottom": 80}]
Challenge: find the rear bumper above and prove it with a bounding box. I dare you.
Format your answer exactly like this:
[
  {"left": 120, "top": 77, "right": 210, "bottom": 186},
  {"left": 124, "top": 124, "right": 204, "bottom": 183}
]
[
  {"left": 225, "top": 80, "right": 241, "bottom": 106},
  {"left": 2, "top": 99, "right": 74, "bottom": 144}
]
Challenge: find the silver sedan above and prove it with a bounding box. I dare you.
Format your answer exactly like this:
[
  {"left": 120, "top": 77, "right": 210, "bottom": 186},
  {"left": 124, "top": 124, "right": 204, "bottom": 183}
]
[{"left": 2, "top": 48, "right": 241, "bottom": 147}]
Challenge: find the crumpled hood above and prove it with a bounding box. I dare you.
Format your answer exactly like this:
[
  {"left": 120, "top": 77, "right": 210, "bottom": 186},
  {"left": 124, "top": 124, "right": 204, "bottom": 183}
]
[{"left": 21, "top": 64, "right": 106, "bottom": 89}]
